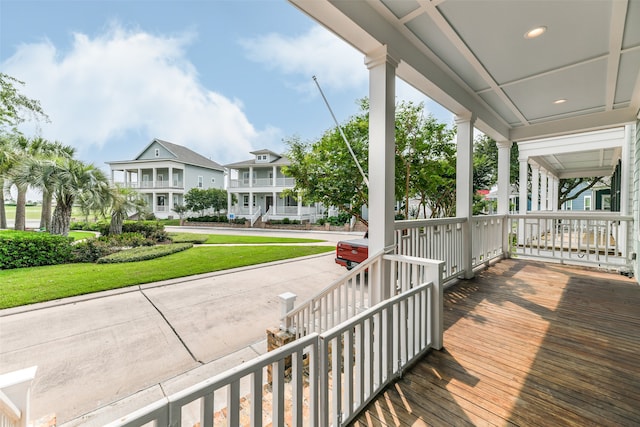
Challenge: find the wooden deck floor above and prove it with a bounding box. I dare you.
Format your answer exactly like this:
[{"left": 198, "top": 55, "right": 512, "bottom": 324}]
[{"left": 351, "top": 259, "right": 640, "bottom": 427}]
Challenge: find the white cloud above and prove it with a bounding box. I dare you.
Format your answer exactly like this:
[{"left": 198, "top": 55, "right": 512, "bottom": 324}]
[
  {"left": 1, "top": 23, "right": 273, "bottom": 164},
  {"left": 240, "top": 25, "right": 367, "bottom": 95}
]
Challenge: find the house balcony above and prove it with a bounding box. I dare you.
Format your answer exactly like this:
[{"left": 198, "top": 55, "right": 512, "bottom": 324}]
[
  {"left": 228, "top": 177, "right": 296, "bottom": 189},
  {"left": 112, "top": 180, "right": 185, "bottom": 190}
]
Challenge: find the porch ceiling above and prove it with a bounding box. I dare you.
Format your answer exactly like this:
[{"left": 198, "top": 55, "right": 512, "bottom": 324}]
[{"left": 290, "top": 0, "right": 640, "bottom": 143}]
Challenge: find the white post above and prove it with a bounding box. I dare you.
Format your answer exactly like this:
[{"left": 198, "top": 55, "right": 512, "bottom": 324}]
[
  {"left": 366, "top": 45, "right": 398, "bottom": 303},
  {"left": 272, "top": 165, "right": 277, "bottom": 187},
  {"left": 530, "top": 162, "right": 540, "bottom": 211},
  {"left": 497, "top": 140, "right": 512, "bottom": 258},
  {"left": 540, "top": 168, "right": 548, "bottom": 211},
  {"left": 168, "top": 167, "right": 173, "bottom": 188},
  {"left": 518, "top": 157, "right": 528, "bottom": 214},
  {"left": 496, "top": 140, "right": 512, "bottom": 215},
  {"left": 455, "top": 113, "right": 475, "bottom": 279},
  {"left": 279, "top": 292, "right": 297, "bottom": 332}
]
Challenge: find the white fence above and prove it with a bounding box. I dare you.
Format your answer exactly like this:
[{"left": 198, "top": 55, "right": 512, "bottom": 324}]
[
  {"left": 106, "top": 264, "right": 443, "bottom": 427},
  {"left": 471, "top": 214, "right": 506, "bottom": 268},
  {"left": 510, "top": 213, "right": 633, "bottom": 269}
]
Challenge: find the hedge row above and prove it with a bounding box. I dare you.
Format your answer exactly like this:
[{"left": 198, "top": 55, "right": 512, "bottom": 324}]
[
  {"left": 96, "top": 243, "right": 193, "bottom": 264},
  {"left": 0, "top": 231, "right": 73, "bottom": 269}
]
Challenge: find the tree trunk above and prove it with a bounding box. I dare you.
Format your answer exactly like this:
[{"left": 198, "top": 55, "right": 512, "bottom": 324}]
[
  {"left": 40, "top": 188, "right": 52, "bottom": 231},
  {"left": 0, "top": 178, "right": 6, "bottom": 229},
  {"left": 51, "top": 202, "right": 72, "bottom": 236},
  {"left": 14, "top": 184, "right": 27, "bottom": 230},
  {"left": 109, "top": 211, "right": 123, "bottom": 235}
]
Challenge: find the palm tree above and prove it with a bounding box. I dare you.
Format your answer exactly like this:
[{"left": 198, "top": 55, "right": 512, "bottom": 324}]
[
  {"left": 48, "top": 158, "right": 111, "bottom": 236},
  {"left": 107, "top": 185, "right": 148, "bottom": 235},
  {"left": 38, "top": 142, "right": 75, "bottom": 231},
  {"left": 0, "top": 135, "right": 18, "bottom": 229}
]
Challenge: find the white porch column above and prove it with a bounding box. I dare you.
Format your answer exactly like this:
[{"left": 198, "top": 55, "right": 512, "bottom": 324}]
[
  {"left": 551, "top": 175, "right": 560, "bottom": 212},
  {"left": 249, "top": 166, "right": 253, "bottom": 188},
  {"left": 518, "top": 158, "right": 528, "bottom": 214},
  {"left": 273, "top": 191, "right": 278, "bottom": 215},
  {"left": 249, "top": 191, "right": 254, "bottom": 215},
  {"left": 297, "top": 191, "right": 302, "bottom": 216},
  {"left": 496, "top": 141, "right": 512, "bottom": 215},
  {"left": 530, "top": 162, "right": 540, "bottom": 211},
  {"left": 152, "top": 168, "right": 157, "bottom": 189},
  {"left": 366, "top": 45, "right": 397, "bottom": 303},
  {"left": 455, "top": 113, "right": 476, "bottom": 280},
  {"left": 272, "top": 165, "right": 277, "bottom": 187},
  {"left": 168, "top": 191, "right": 173, "bottom": 213},
  {"left": 497, "top": 140, "right": 512, "bottom": 259},
  {"left": 540, "top": 168, "right": 548, "bottom": 211},
  {"left": 137, "top": 168, "right": 141, "bottom": 187},
  {"left": 168, "top": 167, "right": 173, "bottom": 188},
  {"left": 227, "top": 191, "right": 232, "bottom": 216}
]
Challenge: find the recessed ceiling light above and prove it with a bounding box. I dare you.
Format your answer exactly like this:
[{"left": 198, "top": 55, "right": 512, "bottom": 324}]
[
  {"left": 524, "top": 26, "right": 547, "bottom": 39},
  {"left": 553, "top": 99, "right": 567, "bottom": 104}
]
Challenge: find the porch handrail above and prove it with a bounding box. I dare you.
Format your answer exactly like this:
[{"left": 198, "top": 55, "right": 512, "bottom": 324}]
[
  {"left": 249, "top": 206, "right": 262, "bottom": 227},
  {"left": 283, "top": 250, "right": 385, "bottom": 338},
  {"left": 509, "top": 212, "right": 633, "bottom": 270},
  {"left": 106, "top": 256, "right": 444, "bottom": 427},
  {"left": 394, "top": 216, "right": 467, "bottom": 282}
]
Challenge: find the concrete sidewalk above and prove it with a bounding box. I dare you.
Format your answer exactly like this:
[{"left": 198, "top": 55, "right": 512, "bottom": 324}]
[{"left": 0, "top": 251, "right": 346, "bottom": 425}]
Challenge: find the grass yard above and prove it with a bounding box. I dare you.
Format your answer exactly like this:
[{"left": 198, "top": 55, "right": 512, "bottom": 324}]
[
  {"left": 0, "top": 245, "right": 334, "bottom": 309},
  {"left": 168, "top": 232, "right": 324, "bottom": 244}
]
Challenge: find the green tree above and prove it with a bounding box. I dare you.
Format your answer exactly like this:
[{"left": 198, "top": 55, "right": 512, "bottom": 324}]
[
  {"left": 284, "top": 100, "right": 370, "bottom": 226},
  {"left": 107, "top": 185, "right": 148, "bottom": 235},
  {"left": 50, "top": 159, "right": 111, "bottom": 236},
  {"left": 558, "top": 177, "right": 603, "bottom": 207},
  {"left": 184, "top": 188, "right": 211, "bottom": 216}
]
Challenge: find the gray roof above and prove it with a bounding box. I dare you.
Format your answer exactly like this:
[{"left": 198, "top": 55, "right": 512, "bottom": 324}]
[
  {"left": 225, "top": 150, "right": 291, "bottom": 169},
  {"left": 107, "top": 139, "right": 224, "bottom": 171}
]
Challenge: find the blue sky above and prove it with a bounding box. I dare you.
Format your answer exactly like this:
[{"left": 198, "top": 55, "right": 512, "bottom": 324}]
[{"left": 1, "top": 0, "right": 453, "bottom": 170}]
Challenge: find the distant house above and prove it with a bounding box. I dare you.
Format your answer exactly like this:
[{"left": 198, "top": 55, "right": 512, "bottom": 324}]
[
  {"left": 225, "top": 149, "right": 322, "bottom": 225},
  {"left": 106, "top": 139, "right": 225, "bottom": 219},
  {"left": 561, "top": 180, "right": 611, "bottom": 211}
]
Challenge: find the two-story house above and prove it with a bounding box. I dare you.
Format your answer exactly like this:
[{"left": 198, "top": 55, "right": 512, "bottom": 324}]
[
  {"left": 225, "top": 149, "right": 321, "bottom": 225},
  {"left": 106, "top": 139, "right": 225, "bottom": 219}
]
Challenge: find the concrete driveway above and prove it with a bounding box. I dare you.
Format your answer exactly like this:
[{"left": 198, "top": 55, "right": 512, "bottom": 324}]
[{"left": 0, "top": 229, "right": 357, "bottom": 425}]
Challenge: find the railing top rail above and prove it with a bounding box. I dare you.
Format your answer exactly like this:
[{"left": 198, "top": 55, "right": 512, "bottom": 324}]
[
  {"left": 284, "top": 250, "right": 386, "bottom": 319},
  {"left": 394, "top": 217, "right": 467, "bottom": 230},
  {"left": 383, "top": 253, "right": 446, "bottom": 269},
  {"left": 170, "top": 333, "right": 319, "bottom": 405},
  {"left": 510, "top": 212, "right": 633, "bottom": 221},
  {"left": 471, "top": 214, "right": 507, "bottom": 220},
  {"left": 320, "top": 281, "right": 433, "bottom": 341}
]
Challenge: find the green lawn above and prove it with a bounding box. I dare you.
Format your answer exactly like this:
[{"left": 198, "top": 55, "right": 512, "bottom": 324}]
[
  {"left": 68, "top": 231, "right": 97, "bottom": 241},
  {"left": 168, "top": 232, "right": 324, "bottom": 244},
  {"left": 0, "top": 245, "right": 334, "bottom": 309}
]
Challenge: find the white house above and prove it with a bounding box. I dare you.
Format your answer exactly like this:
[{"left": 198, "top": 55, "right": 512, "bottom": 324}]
[
  {"left": 106, "top": 139, "right": 225, "bottom": 219},
  {"left": 225, "top": 149, "right": 322, "bottom": 225}
]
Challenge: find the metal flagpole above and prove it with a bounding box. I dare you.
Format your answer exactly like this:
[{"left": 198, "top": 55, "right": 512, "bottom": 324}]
[{"left": 312, "top": 75, "right": 369, "bottom": 187}]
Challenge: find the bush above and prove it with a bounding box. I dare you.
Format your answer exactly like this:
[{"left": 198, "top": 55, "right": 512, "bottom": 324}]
[
  {"left": 316, "top": 218, "right": 327, "bottom": 226},
  {"left": 0, "top": 231, "right": 73, "bottom": 269},
  {"left": 100, "top": 221, "right": 169, "bottom": 243},
  {"left": 70, "top": 221, "right": 107, "bottom": 232},
  {"left": 327, "top": 213, "right": 351, "bottom": 226},
  {"left": 168, "top": 233, "right": 208, "bottom": 244},
  {"left": 233, "top": 217, "right": 247, "bottom": 224},
  {"left": 96, "top": 243, "right": 193, "bottom": 264},
  {"left": 70, "top": 238, "right": 119, "bottom": 263}
]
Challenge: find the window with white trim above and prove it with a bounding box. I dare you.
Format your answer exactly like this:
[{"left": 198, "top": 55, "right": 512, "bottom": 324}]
[
  {"left": 155, "top": 148, "right": 159, "bottom": 157},
  {"left": 198, "top": 176, "right": 203, "bottom": 188},
  {"left": 584, "top": 195, "right": 592, "bottom": 211}
]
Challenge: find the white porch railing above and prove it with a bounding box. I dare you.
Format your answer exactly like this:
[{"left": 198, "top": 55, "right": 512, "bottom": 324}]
[
  {"left": 471, "top": 214, "right": 506, "bottom": 268},
  {"left": 249, "top": 206, "right": 262, "bottom": 227},
  {"left": 510, "top": 212, "right": 633, "bottom": 269},
  {"left": 0, "top": 366, "right": 37, "bottom": 427},
  {"left": 106, "top": 256, "right": 443, "bottom": 427},
  {"left": 394, "top": 217, "right": 467, "bottom": 282}
]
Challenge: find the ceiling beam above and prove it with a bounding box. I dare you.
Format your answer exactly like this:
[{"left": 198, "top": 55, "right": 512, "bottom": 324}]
[{"left": 605, "top": 0, "right": 628, "bottom": 111}]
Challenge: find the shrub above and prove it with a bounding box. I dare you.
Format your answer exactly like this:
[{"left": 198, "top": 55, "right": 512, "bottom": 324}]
[
  {"left": 233, "top": 217, "right": 247, "bottom": 224},
  {"left": 316, "top": 218, "right": 326, "bottom": 226},
  {"left": 70, "top": 238, "right": 118, "bottom": 263},
  {"left": 168, "top": 233, "right": 208, "bottom": 244},
  {"left": 0, "top": 231, "right": 73, "bottom": 269},
  {"left": 96, "top": 243, "right": 193, "bottom": 264},
  {"left": 100, "top": 221, "right": 169, "bottom": 243}
]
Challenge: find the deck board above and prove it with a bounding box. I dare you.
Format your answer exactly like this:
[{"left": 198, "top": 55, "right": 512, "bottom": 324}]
[{"left": 350, "top": 259, "right": 640, "bottom": 427}]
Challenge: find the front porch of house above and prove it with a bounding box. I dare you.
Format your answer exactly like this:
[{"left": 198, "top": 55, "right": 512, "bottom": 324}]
[{"left": 352, "top": 258, "right": 640, "bottom": 426}]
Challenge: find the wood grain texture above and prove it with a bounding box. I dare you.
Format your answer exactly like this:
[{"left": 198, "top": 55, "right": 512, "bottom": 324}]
[{"left": 350, "top": 259, "right": 640, "bottom": 427}]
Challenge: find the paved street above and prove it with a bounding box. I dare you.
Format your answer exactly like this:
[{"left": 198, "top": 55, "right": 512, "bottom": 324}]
[{"left": 0, "top": 228, "right": 358, "bottom": 425}]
